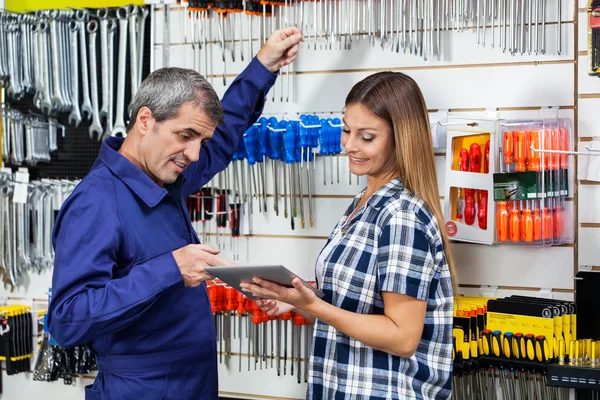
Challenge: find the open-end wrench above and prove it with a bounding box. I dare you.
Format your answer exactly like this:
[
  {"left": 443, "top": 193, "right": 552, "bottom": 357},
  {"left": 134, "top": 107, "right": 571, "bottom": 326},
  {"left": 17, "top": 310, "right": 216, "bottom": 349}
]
[
  {"left": 49, "top": 11, "right": 65, "bottom": 111},
  {"left": 98, "top": 9, "right": 110, "bottom": 121},
  {"left": 112, "top": 7, "right": 130, "bottom": 138},
  {"left": 68, "top": 21, "right": 82, "bottom": 127},
  {"left": 127, "top": 5, "right": 139, "bottom": 116},
  {"left": 38, "top": 22, "right": 52, "bottom": 115},
  {"left": 87, "top": 20, "right": 103, "bottom": 140},
  {"left": 76, "top": 10, "right": 93, "bottom": 121},
  {"left": 137, "top": 7, "right": 149, "bottom": 88},
  {"left": 103, "top": 19, "right": 117, "bottom": 140},
  {"left": 541, "top": 0, "right": 546, "bottom": 54}
]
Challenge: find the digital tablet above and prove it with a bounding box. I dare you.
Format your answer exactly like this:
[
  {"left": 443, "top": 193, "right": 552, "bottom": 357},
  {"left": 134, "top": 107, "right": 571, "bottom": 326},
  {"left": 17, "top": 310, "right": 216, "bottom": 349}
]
[{"left": 204, "top": 265, "right": 325, "bottom": 300}]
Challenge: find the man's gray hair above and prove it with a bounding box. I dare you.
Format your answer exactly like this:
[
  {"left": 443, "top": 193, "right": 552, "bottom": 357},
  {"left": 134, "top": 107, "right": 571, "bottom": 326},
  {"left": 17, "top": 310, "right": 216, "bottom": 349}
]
[{"left": 126, "top": 68, "right": 224, "bottom": 132}]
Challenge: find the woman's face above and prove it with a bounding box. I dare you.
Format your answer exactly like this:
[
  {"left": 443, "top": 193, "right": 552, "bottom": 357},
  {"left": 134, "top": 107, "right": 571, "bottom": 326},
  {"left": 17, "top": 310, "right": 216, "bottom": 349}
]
[{"left": 341, "top": 103, "right": 397, "bottom": 182}]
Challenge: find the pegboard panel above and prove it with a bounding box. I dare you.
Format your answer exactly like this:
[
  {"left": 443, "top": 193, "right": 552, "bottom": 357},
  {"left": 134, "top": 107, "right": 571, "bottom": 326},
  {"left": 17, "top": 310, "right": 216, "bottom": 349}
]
[{"left": 3, "top": 5, "right": 152, "bottom": 180}]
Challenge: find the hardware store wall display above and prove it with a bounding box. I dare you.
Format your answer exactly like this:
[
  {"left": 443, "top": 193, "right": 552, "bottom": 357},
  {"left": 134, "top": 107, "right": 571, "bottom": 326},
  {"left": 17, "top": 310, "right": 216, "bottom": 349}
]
[{"left": 1, "top": 0, "right": 596, "bottom": 399}]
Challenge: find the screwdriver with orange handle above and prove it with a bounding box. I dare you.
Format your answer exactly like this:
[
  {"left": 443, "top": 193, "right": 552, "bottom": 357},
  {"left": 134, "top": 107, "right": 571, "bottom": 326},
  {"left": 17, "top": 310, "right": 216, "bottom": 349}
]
[
  {"left": 544, "top": 129, "right": 553, "bottom": 171},
  {"left": 503, "top": 131, "right": 514, "bottom": 166},
  {"left": 543, "top": 206, "right": 553, "bottom": 242},
  {"left": 551, "top": 128, "right": 560, "bottom": 170},
  {"left": 522, "top": 200, "right": 534, "bottom": 242},
  {"left": 554, "top": 200, "right": 563, "bottom": 240},
  {"left": 559, "top": 127, "right": 569, "bottom": 169},
  {"left": 533, "top": 203, "right": 542, "bottom": 241},
  {"left": 514, "top": 130, "right": 527, "bottom": 172},
  {"left": 281, "top": 311, "right": 292, "bottom": 375},
  {"left": 496, "top": 201, "right": 509, "bottom": 242},
  {"left": 509, "top": 201, "right": 521, "bottom": 242},
  {"left": 528, "top": 130, "right": 541, "bottom": 171}
]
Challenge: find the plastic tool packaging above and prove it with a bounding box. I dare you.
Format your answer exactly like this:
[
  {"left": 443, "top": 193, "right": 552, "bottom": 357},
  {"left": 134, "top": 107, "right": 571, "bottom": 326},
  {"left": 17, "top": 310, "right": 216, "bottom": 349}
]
[{"left": 444, "top": 117, "right": 574, "bottom": 246}]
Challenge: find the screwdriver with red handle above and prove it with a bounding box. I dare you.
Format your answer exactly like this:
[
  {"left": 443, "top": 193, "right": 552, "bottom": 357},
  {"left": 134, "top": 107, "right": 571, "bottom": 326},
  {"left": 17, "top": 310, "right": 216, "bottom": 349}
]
[
  {"left": 477, "top": 190, "right": 488, "bottom": 230},
  {"left": 484, "top": 140, "right": 490, "bottom": 173}
]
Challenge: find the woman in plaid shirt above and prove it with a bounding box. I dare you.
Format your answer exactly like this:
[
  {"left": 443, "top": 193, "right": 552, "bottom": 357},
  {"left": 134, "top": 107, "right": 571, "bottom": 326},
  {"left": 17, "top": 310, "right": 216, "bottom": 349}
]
[{"left": 241, "top": 72, "right": 458, "bottom": 399}]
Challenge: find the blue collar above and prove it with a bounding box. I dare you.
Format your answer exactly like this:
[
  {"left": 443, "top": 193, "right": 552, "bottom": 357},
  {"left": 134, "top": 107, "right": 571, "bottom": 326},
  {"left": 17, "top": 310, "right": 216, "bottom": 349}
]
[{"left": 97, "top": 137, "right": 185, "bottom": 207}]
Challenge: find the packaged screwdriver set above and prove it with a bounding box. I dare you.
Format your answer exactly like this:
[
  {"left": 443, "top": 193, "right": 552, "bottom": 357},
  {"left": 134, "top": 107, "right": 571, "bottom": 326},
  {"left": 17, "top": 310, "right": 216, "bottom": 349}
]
[
  {"left": 443, "top": 117, "right": 497, "bottom": 245},
  {"left": 495, "top": 118, "right": 574, "bottom": 246}
]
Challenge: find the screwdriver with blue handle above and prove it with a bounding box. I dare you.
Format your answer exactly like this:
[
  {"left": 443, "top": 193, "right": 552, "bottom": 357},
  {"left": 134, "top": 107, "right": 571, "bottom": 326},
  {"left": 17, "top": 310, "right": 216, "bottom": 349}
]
[
  {"left": 283, "top": 121, "right": 296, "bottom": 230},
  {"left": 243, "top": 125, "right": 258, "bottom": 216},
  {"left": 292, "top": 120, "right": 305, "bottom": 229},
  {"left": 268, "top": 117, "right": 282, "bottom": 217},
  {"left": 331, "top": 117, "right": 342, "bottom": 184},
  {"left": 319, "top": 118, "right": 331, "bottom": 186},
  {"left": 257, "top": 118, "right": 269, "bottom": 213}
]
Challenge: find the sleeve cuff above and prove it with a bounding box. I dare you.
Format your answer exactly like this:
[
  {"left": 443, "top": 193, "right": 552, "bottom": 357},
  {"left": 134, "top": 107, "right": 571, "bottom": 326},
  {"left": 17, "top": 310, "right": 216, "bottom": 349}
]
[
  {"left": 242, "top": 57, "right": 278, "bottom": 93},
  {"left": 155, "top": 252, "right": 185, "bottom": 292}
]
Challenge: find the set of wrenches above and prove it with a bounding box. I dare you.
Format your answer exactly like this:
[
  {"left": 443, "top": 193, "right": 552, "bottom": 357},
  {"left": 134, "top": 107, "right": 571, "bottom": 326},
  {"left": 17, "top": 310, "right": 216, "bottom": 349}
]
[
  {"left": 0, "top": 174, "right": 78, "bottom": 288},
  {"left": 0, "top": 5, "right": 149, "bottom": 141},
  {"left": 1, "top": 106, "right": 62, "bottom": 167}
]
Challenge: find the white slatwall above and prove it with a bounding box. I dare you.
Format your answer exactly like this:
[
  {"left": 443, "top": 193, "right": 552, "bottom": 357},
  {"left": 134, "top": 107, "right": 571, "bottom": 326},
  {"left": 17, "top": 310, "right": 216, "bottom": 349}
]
[{"left": 0, "top": 1, "right": 583, "bottom": 399}]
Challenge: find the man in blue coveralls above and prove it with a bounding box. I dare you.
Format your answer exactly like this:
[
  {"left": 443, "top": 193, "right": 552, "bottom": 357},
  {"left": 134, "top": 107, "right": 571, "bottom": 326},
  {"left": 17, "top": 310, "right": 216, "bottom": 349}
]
[{"left": 47, "top": 27, "right": 303, "bottom": 399}]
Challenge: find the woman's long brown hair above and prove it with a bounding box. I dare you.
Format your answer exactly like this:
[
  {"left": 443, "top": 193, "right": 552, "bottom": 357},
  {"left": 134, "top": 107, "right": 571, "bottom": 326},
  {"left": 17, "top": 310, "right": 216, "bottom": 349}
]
[{"left": 345, "top": 71, "right": 458, "bottom": 297}]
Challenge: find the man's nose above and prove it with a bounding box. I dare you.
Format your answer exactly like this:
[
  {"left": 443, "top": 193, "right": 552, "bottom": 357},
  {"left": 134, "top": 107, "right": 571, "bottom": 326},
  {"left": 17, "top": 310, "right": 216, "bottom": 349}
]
[{"left": 183, "top": 139, "right": 201, "bottom": 163}]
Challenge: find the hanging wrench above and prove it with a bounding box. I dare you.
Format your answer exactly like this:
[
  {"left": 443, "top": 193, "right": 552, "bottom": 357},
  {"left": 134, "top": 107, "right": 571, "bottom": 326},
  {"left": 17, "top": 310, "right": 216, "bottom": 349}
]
[
  {"left": 38, "top": 22, "right": 53, "bottom": 115},
  {"left": 68, "top": 21, "right": 82, "bottom": 127},
  {"left": 87, "top": 20, "right": 103, "bottom": 140},
  {"left": 74, "top": 10, "right": 92, "bottom": 121},
  {"left": 112, "top": 7, "right": 129, "bottom": 138},
  {"left": 137, "top": 7, "right": 149, "bottom": 88},
  {"left": 103, "top": 19, "right": 117, "bottom": 140},
  {"left": 127, "top": 5, "right": 139, "bottom": 116},
  {"left": 98, "top": 9, "right": 110, "bottom": 121}
]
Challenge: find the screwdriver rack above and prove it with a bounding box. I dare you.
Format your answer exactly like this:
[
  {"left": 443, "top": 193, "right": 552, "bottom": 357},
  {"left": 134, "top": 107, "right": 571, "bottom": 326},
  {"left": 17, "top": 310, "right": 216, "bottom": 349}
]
[
  {"left": 207, "top": 280, "right": 313, "bottom": 383},
  {"left": 162, "top": 0, "right": 567, "bottom": 66}
]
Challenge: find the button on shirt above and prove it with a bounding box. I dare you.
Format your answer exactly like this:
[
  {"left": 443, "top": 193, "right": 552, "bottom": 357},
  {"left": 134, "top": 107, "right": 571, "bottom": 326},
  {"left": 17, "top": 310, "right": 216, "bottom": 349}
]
[
  {"left": 47, "top": 58, "right": 276, "bottom": 399},
  {"left": 309, "top": 178, "right": 454, "bottom": 400}
]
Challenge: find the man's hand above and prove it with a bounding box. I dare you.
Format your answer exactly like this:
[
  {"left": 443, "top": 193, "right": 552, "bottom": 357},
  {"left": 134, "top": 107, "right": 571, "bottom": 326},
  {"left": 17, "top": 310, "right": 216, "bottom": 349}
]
[
  {"left": 172, "top": 244, "right": 234, "bottom": 287},
  {"left": 256, "top": 27, "right": 303, "bottom": 73}
]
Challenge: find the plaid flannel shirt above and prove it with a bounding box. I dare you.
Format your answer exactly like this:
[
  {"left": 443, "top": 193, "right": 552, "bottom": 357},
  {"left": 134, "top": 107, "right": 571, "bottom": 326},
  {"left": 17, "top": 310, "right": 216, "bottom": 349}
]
[{"left": 308, "top": 178, "right": 453, "bottom": 400}]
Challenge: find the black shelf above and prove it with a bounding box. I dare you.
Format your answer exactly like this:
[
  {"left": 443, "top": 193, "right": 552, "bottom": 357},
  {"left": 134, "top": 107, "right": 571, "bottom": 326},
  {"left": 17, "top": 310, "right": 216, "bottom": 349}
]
[{"left": 547, "top": 364, "right": 600, "bottom": 390}]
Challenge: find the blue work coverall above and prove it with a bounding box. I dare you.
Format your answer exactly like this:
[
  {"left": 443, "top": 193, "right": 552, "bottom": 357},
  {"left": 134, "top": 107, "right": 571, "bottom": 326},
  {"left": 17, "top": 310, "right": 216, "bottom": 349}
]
[{"left": 47, "top": 57, "right": 276, "bottom": 400}]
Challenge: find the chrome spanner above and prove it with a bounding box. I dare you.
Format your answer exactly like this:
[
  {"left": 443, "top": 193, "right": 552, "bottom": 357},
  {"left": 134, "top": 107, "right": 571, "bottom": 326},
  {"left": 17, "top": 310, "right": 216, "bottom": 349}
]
[
  {"left": 112, "top": 7, "right": 130, "bottom": 138},
  {"left": 68, "top": 21, "right": 82, "bottom": 127},
  {"left": 76, "top": 10, "right": 93, "bottom": 121},
  {"left": 103, "top": 19, "right": 117, "bottom": 140},
  {"left": 128, "top": 5, "right": 139, "bottom": 116},
  {"left": 98, "top": 9, "right": 110, "bottom": 121},
  {"left": 137, "top": 7, "right": 149, "bottom": 89},
  {"left": 87, "top": 20, "right": 103, "bottom": 140}
]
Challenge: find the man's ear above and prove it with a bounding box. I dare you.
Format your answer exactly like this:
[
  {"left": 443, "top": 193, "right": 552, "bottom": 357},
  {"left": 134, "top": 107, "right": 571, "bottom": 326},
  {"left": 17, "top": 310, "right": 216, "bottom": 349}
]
[{"left": 136, "top": 107, "right": 155, "bottom": 135}]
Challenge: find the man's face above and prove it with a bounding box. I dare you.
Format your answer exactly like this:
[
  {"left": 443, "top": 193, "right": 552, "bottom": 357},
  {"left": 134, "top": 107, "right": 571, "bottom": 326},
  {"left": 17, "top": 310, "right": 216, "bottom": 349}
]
[{"left": 140, "top": 102, "right": 217, "bottom": 187}]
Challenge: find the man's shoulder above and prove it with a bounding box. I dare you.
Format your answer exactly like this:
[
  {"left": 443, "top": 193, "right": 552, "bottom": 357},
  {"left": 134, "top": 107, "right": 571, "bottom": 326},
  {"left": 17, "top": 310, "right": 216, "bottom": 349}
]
[{"left": 67, "top": 165, "right": 120, "bottom": 205}]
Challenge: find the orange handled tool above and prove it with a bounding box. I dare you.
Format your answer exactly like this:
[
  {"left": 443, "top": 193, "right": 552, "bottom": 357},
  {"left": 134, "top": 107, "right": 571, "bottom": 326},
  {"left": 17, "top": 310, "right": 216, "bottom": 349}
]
[
  {"left": 554, "top": 204, "right": 563, "bottom": 239},
  {"left": 514, "top": 131, "right": 527, "bottom": 172},
  {"left": 543, "top": 207, "right": 553, "bottom": 241},
  {"left": 544, "top": 129, "right": 553, "bottom": 171},
  {"left": 559, "top": 128, "right": 569, "bottom": 169},
  {"left": 503, "top": 131, "right": 514, "bottom": 164},
  {"left": 459, "top": 148, "right": 469, "bottom": 171},
  {"left": 522, "top": 201, "right": 534, "bottom": 242},
  {"left": 528, "top": 130, "right": 541, "bottom": 171},
  {"left": 470, "top": 143, "right": 481, "bottom": 173},
  {"left": 509, "top": 201, "right": 520, "bottom": 242},
  {"left": 478, "top": 190, "right": 488, "bottom": 230},
  {"left": 551, "top": 129, "right": 560, "bottom": 170},
  {"left": 496, "top": 201, "right": 509, "bottom": 242},
  {"left": 533, "top": 205, "right": 542, "bottom": 241},
  {"left": 464, "top": 189, "right": 476, "bottom": 225}
]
